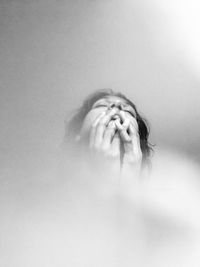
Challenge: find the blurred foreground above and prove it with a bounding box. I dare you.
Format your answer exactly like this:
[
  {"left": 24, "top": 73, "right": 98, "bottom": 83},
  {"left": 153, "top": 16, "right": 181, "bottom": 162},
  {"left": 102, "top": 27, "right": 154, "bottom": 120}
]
[{"left": 0, "top": 148, "right": 200, "bottom": 267}]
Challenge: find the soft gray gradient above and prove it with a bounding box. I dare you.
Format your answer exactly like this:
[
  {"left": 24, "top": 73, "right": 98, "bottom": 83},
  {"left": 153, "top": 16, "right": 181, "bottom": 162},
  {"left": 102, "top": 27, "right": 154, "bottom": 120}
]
[
  {"left": 0, "top": 1, "right": 200, "bottom": 266},
  {"left": 0, "top": 0, "right": 200, "bottom": 177}
]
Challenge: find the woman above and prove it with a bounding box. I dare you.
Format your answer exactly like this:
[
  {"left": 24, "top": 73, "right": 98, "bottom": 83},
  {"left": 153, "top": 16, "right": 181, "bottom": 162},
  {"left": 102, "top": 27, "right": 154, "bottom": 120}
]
[{"left": 64, "top": 89, "right": 152, "bottom": 183}]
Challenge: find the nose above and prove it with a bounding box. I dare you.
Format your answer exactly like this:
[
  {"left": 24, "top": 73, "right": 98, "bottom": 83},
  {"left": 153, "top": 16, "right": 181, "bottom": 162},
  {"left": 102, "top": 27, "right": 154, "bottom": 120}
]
[{"left": 110, "top": 101, "right": 123, "bottom": 110}]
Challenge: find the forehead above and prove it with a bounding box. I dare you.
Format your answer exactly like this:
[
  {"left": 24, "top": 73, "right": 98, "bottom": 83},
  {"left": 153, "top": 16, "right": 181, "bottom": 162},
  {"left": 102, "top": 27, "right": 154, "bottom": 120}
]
[
  {"left": 105, "top": 95, "right": 126, "bottom": 101},
  {"left": 97, "top": 95, "right": 128, "bottom": 104}
]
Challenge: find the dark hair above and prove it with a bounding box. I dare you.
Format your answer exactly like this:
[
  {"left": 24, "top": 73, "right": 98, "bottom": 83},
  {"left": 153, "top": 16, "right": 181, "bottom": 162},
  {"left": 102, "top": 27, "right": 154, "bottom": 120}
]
[{"left": 65, "top": 89, "right": 153, "bottom": 166}]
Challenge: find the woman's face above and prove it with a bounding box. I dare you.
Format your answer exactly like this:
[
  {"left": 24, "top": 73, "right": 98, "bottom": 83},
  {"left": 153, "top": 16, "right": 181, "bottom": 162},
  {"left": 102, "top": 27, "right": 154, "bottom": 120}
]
[{"left": 80, "top": 95, "right": 137, "bottom": 137}]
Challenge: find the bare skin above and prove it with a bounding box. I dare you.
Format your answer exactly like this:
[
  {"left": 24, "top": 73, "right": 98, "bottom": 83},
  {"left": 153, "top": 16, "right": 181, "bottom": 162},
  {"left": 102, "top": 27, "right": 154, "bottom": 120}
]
[{"left": 78, "top": 96, "right": 142, "bottom": 182}]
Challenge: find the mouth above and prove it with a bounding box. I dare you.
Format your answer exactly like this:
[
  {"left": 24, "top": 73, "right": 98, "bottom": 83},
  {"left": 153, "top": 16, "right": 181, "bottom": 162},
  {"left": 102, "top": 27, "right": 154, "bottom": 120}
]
[
  {"left": 111, "top": 114, "right": 123, "bottom": 123},
  {"left": 112, "top": 114, "right": 120, "bottom": 119}
]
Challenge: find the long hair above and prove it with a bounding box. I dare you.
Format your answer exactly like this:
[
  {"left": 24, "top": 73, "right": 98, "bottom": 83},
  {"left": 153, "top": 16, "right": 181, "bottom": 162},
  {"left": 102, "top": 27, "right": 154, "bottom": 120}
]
[{"left": 64, "top": 89, "right": 153, "bottom": 166}]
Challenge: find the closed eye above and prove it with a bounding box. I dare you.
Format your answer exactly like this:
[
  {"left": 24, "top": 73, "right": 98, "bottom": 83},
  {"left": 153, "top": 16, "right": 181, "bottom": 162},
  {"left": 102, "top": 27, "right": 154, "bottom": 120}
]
[
  {"left": 93, "top": 104, "right": 108, "bottom": 108},
  {"left": 125, "top": 110, "right": 136, "bottom": 118},
  {"left": 92, "top": 100, "right": 109, "bottom": 109}
]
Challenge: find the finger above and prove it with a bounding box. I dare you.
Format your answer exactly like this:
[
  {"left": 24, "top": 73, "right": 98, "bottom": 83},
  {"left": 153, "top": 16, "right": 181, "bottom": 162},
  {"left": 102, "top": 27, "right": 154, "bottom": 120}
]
[
  {"left": 102, "top": 121, "right": 116, "bottom": 150},
  {"left": 120, "top": 110, "right": 138, "bottom": 128},
  {"left": 122, "top": 123, "right": 142, "bottom": 162},
  {"left": 128, "top": 120, "right": 139, "bottom": 137},
  {"left": 119, "top": 110, "right": 126, "bottom": 123},
  {"left": 129, "top": 123, "right": 142, "bottom": 157},
  {"left": 115, "top": 119, "right": 131, "bottom": 143},
  {"left": 94, "top": 109, "right": 117, "bottom": 148},
  {"left": 114, "top": 118, "right": 123, "bottom": 131},
  {"left": 119, "top": 110, "right": 131, "bottom": 130},
  {"left": 109, "top": 132, "right": 120, "bottom": 158},
  {"left": 89, "top": 111, "right": 106, "bottom": 148},
  {"left": 122, "top": 117, "right": 130, "bottom": 130}
]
